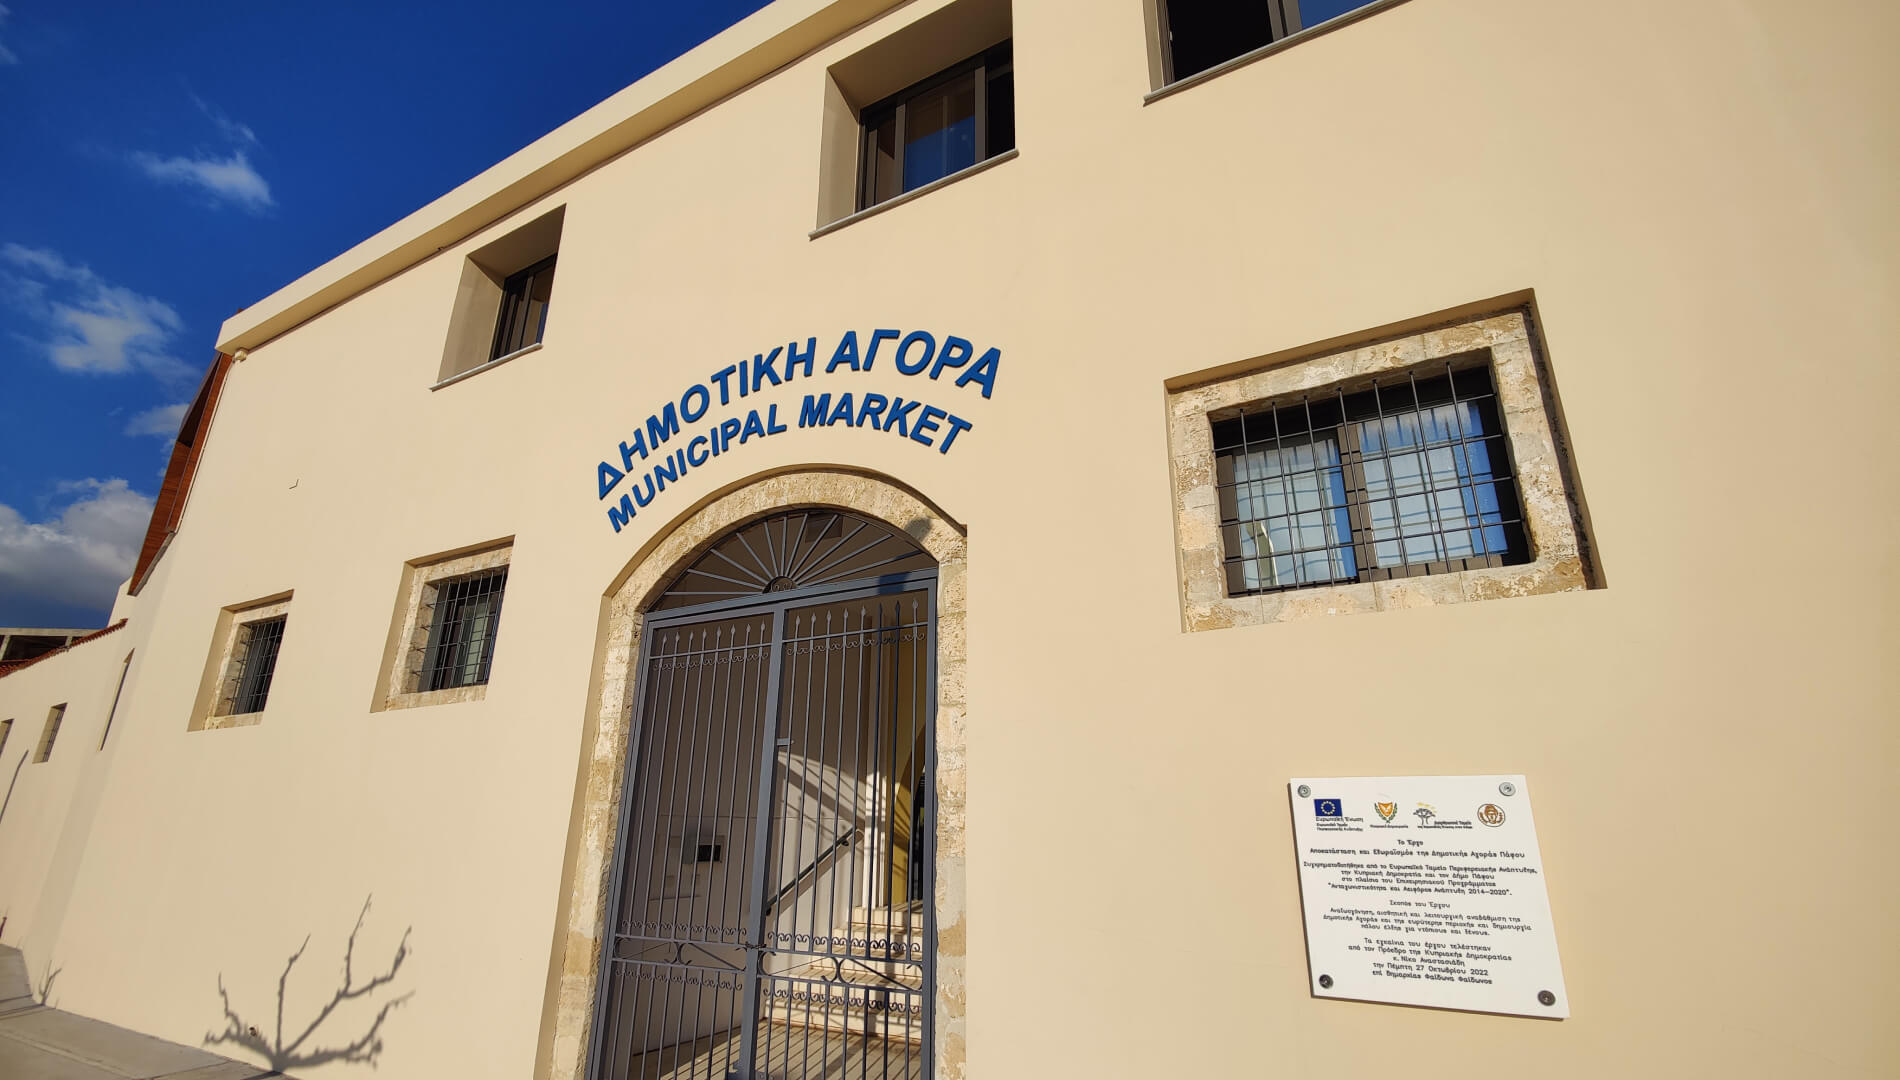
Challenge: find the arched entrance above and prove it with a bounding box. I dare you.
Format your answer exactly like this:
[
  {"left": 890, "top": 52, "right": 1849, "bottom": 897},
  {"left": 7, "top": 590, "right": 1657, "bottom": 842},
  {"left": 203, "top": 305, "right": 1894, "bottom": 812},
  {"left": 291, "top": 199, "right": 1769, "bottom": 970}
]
[{"left": 591, "top": 508, "right": 939, "bottom": 1080}]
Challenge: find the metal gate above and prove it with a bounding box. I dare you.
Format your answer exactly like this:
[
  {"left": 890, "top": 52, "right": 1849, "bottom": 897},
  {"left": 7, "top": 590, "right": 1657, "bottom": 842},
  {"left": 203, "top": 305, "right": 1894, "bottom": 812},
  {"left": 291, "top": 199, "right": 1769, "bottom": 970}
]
[{"left": 591, "top": 511, "right": 936, "bottom": 1080}]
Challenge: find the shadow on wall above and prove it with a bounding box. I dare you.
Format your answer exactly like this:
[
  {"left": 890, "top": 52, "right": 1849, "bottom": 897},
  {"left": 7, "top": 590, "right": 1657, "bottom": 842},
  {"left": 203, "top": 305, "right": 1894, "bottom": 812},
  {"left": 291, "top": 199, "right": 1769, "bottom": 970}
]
[
  {"left": 0, "top": 752, "right": 26, "bottom": 830},
  {"left": 35, "top": 961, "right": 58, "bottom": 1006},
  {"left": 204, "top": 896, "right": 413, "bottom": 1074}
]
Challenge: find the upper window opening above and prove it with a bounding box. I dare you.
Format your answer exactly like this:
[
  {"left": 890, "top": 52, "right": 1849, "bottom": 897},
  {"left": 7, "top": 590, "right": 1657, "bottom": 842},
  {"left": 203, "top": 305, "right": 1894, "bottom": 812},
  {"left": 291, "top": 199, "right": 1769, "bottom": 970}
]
[
  {"left": 436, "top": 206, "right": 564, "bottom": 385},
  {"left": 859, "top": 42, "right": 1014, "bottom": 211},
  {"left": 490, "top": 255, "right": 556, "bottom": 361},
  {"left": 1162, "top": 0, "right": 1386, "bottom": 83},
  {"left": 1213, "top": 360, "right": 1531, "bottom": 595}
]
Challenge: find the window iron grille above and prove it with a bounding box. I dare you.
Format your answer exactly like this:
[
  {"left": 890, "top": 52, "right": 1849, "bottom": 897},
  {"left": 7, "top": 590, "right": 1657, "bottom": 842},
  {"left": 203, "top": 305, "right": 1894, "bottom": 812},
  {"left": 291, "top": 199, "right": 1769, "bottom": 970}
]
[
  {"left": 420, "top": 568, "right": 508, "bottom": 692},
  {"left": 1213, "top": 359, "right": 1530, "bottom": 595},
  {"left": 491, "top": 255, "right": 556, "bottom": 360},
  {"left": 231, "top": 616, "right": 287, "bottom": 715}
]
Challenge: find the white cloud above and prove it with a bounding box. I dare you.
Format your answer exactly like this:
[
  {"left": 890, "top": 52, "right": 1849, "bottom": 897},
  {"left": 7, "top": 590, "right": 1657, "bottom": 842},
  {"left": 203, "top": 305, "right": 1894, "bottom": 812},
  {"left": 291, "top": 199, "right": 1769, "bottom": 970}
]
[
  {"left": 0, "top": 243, "right": 192, "bottom": 381},
  {"left": 132, "top": 149, "right": 273, "bottom": 212},
  {"left": 193, "top": 95, "right": 258, "bottom": 147},
  {"left": 126, "top": 402, "right": 189, "bottom": 439},
  {"left": 0, "top": 5, "right": 18, "bottom": 66},
  {"left": 0, "top": 479, "right": 153, "bottom": 624}
]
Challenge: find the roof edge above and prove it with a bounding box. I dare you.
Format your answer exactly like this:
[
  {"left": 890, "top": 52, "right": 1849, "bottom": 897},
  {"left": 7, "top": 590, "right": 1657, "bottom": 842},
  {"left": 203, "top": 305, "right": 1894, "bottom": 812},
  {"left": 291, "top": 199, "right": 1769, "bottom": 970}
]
[{"left": 217, "top": 0, "right": 902, "bottom": 354}]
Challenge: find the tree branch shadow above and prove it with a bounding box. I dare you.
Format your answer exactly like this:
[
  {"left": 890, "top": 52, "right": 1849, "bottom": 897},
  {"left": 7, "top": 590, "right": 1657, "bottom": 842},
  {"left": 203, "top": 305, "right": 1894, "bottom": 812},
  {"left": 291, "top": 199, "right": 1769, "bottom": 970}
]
[
  {"left": 204, "top": 896, "right": 413, "bottom": 1074},
  {"left": 34, "top": 962, "right": 59, "bottom": 1006}
]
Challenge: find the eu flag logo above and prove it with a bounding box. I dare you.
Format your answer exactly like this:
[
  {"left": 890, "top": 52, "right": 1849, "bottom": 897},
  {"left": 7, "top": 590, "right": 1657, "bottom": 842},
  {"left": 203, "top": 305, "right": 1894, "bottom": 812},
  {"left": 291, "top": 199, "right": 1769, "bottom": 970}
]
[{"left": 1313, "top": 798, "right": 1343, "bottom": 818}]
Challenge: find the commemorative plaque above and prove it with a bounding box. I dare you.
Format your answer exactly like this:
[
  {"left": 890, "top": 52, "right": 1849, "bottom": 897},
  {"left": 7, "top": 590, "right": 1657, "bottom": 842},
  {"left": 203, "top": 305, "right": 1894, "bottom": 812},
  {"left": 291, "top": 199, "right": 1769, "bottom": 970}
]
[{"left": 1288, "top": 775, "right": 1568, "bottom": 1018}]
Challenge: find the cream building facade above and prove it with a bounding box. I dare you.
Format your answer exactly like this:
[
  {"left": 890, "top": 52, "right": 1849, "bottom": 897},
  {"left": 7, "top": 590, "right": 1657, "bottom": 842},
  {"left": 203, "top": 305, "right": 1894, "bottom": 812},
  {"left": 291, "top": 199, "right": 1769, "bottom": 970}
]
[{"left": 1, "top": 1, "right": 1895, "bottom": 1077}]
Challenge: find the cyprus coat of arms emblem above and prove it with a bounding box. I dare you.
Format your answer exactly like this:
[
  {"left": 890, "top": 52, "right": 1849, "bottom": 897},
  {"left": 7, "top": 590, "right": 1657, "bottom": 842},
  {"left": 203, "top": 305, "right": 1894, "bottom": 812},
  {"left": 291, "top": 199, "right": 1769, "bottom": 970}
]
[{"left": 1374, "top": 801, "right": 1398, "bottom": 822}]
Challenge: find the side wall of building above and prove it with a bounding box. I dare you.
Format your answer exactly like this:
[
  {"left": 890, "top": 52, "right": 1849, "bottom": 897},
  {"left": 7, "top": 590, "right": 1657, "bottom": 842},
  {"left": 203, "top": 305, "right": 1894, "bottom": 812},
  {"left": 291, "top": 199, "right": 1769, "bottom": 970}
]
[{"left": 0, "top": 1, "right": 1893, "bottom": 1077}]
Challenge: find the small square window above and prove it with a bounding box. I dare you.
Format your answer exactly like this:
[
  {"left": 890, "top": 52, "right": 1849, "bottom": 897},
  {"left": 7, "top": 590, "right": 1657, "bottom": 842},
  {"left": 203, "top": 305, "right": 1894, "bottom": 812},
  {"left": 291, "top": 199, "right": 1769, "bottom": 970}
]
[
  {"left": 858, "top": 41, "right": 1014, "bottom": 211},
  {"left": 190, "top": 595, "right": 293, "bottom": 731},
  {"left": 1159, "top": 0, "right": 1391, "bottom": 85},
  {"left": 376, "top": 541, "right": 512, "bottom": 711},
  {"left": 33, "top": 703, "right": 65, "bottom": 763},
  {"left": 226, "top": 616, "right": 287, "bottom": 714},
  {"left": 419, "top": 568, "right": 509, "bottom": 692},
  {"left": 1169, "top": 307, "right": 1596, "bottom": 631}
]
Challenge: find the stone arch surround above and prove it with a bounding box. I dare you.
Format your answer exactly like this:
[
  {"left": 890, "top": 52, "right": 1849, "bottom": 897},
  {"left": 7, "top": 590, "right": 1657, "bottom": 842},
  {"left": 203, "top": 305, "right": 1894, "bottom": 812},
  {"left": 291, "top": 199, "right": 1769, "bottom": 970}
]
[{"left": 541, "top": 467, "right": 970, "bottom": 1080}]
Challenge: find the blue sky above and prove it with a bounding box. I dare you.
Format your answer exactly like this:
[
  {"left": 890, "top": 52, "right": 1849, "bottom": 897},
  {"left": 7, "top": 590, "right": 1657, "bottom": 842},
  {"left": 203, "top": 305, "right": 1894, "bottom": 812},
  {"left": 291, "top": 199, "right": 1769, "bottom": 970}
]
[{"left": 0, "top": 0, "right": 770, "bottom": 627}]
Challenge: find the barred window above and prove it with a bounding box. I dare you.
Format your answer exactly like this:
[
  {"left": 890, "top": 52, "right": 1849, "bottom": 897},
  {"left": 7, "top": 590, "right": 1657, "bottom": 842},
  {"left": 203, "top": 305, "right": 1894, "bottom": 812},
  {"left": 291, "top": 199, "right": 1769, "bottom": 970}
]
[
  {"left": 421, "top": 568, "right": 508, "bottom": 692},
  {"left": 1214, "top": 360, "right": 1529, "bottom": 595},
  {"left": 228, "top": 615, "right": 288, "bottom": 714}
]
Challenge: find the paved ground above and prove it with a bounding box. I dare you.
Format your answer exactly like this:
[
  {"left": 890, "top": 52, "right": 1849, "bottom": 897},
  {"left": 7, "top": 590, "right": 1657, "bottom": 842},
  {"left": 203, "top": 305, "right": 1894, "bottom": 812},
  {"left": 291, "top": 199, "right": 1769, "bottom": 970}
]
[{"left": 0, "top": 946, "right": 275, "bottom": 1079}]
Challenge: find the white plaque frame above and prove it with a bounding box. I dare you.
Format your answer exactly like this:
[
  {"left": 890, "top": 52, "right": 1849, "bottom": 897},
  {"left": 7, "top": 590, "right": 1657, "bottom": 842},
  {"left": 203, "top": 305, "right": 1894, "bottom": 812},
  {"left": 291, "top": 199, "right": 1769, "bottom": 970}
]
[{"left": 1288, "top": 774, "right": 1569, "bottom": 1018}]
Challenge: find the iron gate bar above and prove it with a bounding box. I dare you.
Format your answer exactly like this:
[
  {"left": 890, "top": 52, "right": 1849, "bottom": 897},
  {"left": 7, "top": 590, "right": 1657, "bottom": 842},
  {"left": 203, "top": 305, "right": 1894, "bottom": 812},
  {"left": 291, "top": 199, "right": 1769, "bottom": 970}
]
[{"left": 588, "top": 566, "right": 939, "bottom": 1080}]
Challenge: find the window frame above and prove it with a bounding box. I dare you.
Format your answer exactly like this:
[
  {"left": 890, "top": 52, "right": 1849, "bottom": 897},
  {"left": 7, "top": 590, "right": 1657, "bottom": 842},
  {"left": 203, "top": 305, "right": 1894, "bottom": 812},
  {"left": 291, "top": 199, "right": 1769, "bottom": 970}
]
[
  {"left": 33, "top": 703, "right": 65, "bottom": 763},
  {"left": 1148, "top": 0, "right": 1413, "bottom": 98},
  {"left": 857, "top": 41, "right": 1014, "bottom": 212},
  {"left": 1166, "top": 306, "right": 1595, "bottom": 631},
  {"left": 418, "top": 566, "right": 509, "bottom": 693},
  {"left": 489, "top": 253, "right": 557, "bottom": 362},
  {"left": 375, "top": 540, "right": 513, "bottom": 712},
  {"left": 191, "top": 595, "right": 293, "bottom": 732},
  {"left": 1214, "top": 359, "right": 1531, "bottom": 596}
]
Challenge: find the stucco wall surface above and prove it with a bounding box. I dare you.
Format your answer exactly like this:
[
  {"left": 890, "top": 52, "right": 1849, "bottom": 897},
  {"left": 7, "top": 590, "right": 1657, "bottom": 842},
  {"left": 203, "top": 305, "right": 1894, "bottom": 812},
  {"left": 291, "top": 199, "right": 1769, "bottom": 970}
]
[{"left": 1, "top": 1, "right": 1895, "bottom": 1078}]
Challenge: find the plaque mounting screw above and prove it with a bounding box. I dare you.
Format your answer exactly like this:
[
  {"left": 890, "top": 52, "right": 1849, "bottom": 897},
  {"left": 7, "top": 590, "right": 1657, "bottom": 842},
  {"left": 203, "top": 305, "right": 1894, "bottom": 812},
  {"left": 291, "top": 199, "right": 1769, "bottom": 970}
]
[
  {"left": 1318, "top": 975, "right": 1334, "bottom": 989},
  {"left": 1537, "top": 990, "right": 1556, "bottom": 1006},
  {"left": 1297, "top": 785, "right": 1312, "bottom": 799},
  {"left": 1499, "top": 781, "right": 1517, "bottom": 797}
]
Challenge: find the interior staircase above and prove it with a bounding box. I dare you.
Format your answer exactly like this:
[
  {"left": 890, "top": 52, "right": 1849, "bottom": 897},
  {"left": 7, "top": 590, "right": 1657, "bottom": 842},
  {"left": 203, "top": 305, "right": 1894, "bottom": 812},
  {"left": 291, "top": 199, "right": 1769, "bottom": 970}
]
[{"left": 761, "top": 902, "right": 927, "bottom": 1045}]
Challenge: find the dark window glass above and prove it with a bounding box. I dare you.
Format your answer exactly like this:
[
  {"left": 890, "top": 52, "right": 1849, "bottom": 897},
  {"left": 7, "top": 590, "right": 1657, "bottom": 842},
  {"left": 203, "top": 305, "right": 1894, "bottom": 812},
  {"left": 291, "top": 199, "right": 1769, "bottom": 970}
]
[
  {"left": 1163, "top": 0, "right": 1384, "bottom": 82},
  {"left": 903, "top": 71, "right": 978, "bottom": 191},
  {"left": 491, "top": 255, "right": 557, "bottom": 361},
  {"left": 858, "top": 42, "right": 1014, "bottom": 211},
  {"left": 422, "top": 568, "right": 508, "bottom": 691},
  {"left": 1215, "top": 362, "right": 1530, "bottom": 595},
  {"left": 232, "top": 616, "right": 287, "bottom": 715},
  {"left": 986, "top": 62, "right": 1015, "bottom": 156}
]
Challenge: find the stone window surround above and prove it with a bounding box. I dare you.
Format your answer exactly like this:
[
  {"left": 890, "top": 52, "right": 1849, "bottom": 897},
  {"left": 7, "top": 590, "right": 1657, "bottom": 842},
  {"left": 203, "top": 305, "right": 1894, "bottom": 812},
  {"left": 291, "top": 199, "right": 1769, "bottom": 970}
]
[
  {"left": 189, "top": 594, "right": 292, "bottom": 732},
  {"left": 1168, "top": 306, "right": 1593, "bottom": 632},
  {"left": 538, "top": 468, "right": 969, "bottom": 1080},
  {"left": 373, "top": 540, "right": 513, "bottom": 713}
]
